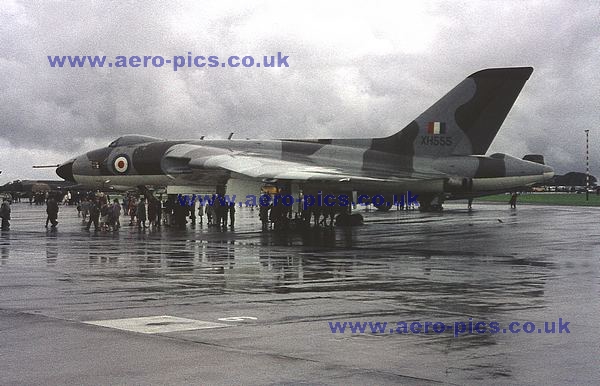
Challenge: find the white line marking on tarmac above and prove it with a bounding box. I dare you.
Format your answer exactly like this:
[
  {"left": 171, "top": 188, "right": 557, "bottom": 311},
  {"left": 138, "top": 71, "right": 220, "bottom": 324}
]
[
  {"left": 83, "top": 315, "right": 230, "bottom": 334},
  {"left": 217, "top": 316, "right": 258, "bottom": 322}
]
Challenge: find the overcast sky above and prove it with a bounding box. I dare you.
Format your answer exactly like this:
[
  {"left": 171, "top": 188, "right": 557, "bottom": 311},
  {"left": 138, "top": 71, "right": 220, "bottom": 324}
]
[{"left": 1, "top": 0, "right": 599, "bottom": 183}]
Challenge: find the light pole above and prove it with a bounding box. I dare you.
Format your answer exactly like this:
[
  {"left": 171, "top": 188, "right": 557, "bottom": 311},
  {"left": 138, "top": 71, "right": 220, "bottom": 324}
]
[{"left": 585, "top": 129, "right": 590, "bottom": 201}]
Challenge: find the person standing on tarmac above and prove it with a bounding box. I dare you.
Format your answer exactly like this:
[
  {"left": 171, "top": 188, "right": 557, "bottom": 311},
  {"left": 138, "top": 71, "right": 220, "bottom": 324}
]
[
  {"left": 229, "top": 202, "right": 236, "bottom": 228},
  {"left": 137, "top": 198, "right": 147, "bottom": 228},
  {"left": 86, "top": 197, "right": 100, "bottom": 231},
  {"left": 0, "top": 199, "right": 11, "bottom": 230},
  {"left": 206, "top": 204, "right": 214, "bottom": 226},
  {"left": 128, "top": 198, "right": 137, "bottom": 226},
  {"left": 220, "top": 200, "right": 228, "bottom": 229},
  {"left": 509, "top": 192, "right": 518, "bottom": 209},
  {"left": 259, "top": 197, "right": 270, "bottom": 230},
  {"left": 213, "top": 194, "right": 223, "bottom": 228},
  {"left": 111, "top": 198, "right": 121, "bottom": 230},
  {"left": 198, "top": 203, "right": 204, "bottom": 226},
  {"left": 80, "top": 198, "right": 90, "bottom": 222},
  {"left": 155, "top": 199, "right": 162, "bottom": 227},
  {"left": 147, "top": 198, "right": 157, "bottom": 227},
  {"left": 46, "top": 195, "right": 59, "bottom": 228},
  {"left": 189, "top": 202, "right": 196, "bottom": 226}
]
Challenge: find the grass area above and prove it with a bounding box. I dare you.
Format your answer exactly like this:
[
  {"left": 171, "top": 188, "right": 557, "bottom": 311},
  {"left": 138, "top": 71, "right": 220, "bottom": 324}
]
[{"left": 476, "top": 193, "right": 600, "bottom": 206}]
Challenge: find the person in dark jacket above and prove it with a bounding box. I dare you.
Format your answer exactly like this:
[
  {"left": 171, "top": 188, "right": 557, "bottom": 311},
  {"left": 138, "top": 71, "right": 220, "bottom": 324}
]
[
  {"left": 259, "top": 197, "right": 270, "bottom": 231},
  {"left": 147, "top": 198, "right": 157, "bottom": 227},
  {"left": 0, "top": 199, "right": 11, "bottom": 230},
  {"left": 46, "top": 196, "right": 59, "bottom": 228},
  {"left": 219, "top": 200, "right": 228, "bottom": 229},
  {"left": 509, "top": 192, "right": 518, "bottom": 209},
  {"left": 198, "top": 204, "right": 204, "bottom": 226},
  {"left": 137, "top": 198, "right": 147, "bottom": 228},
  {"left": 86, "top": 198, "right": 100, "bottom": 231},
  {"left": 229, "top": 202, "right": 236, "bottom": 228},
  {"left": 111, "top": 198, "right": 121, "bottom": 230},
  {"left": 128, "top": 198, "right": 137, "bottom": 226}
]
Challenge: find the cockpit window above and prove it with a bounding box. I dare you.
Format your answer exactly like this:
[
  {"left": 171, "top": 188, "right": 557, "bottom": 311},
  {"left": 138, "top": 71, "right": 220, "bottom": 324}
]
[{"left": 108, "top": 135, "right": 161, "bottom": 147}]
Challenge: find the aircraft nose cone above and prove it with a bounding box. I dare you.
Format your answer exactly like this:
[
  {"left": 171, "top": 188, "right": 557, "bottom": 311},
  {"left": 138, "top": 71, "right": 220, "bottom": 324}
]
[{"left": 56, "top": 160, "right": 75, "bottom": 182}]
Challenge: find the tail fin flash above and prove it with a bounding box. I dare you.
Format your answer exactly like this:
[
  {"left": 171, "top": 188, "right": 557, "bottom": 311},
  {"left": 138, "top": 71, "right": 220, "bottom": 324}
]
[{"left": 373, "top": 67, "right": 533, "bottom": 157}]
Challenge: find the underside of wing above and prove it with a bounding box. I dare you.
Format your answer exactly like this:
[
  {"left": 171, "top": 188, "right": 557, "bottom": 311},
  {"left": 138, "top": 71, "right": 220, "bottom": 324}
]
[{"left": 192, "top": 153, "right": 390, "bottom": 182}]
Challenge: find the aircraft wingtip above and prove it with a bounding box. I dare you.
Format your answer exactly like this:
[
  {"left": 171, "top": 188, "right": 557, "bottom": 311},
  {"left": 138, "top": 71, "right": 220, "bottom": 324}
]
[{"left": 469, "top": 67, "right": 533, "bottom": 80}]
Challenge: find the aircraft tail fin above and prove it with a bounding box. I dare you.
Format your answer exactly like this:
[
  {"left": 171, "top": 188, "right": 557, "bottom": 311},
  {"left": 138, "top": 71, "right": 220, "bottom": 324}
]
[{"left": 371, "top": 67, "right": 533, "bottom": 157}]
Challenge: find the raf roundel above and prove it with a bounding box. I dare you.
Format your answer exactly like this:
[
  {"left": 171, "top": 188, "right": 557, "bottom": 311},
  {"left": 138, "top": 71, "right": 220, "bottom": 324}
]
[{"left": 113, "top": 155, "right": 130, "bottom": 174}]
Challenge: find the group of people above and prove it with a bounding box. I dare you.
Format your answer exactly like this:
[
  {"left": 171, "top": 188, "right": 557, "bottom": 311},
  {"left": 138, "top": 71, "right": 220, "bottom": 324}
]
[
  {"left": 31, "top": 191, "right": 51, "bottom": 205},
  {"left": 259, "top": 199, "right": 294, "bottom": 230},
  {"left": 0, "top": 192, "right": 237, "bottom": 232},
  {"left": 113, "top": 194, "right": 237, "bottom": 230},
  {"left": 0, "top": 191, "right": 481, "bottom": 233},
  {"left": 82, "top": 194, "right": 178, "bottom": 231},
  {"left": 125, "top": 197, "right": 156, "bottom": 228},
  {"left": 202, "top": 200, "right": 235, "bottom": 229},
  {"left": 4, "top": 190, "right": 526, "bottom": 232},
  {"left": 258, "top": 192, "right": 361, "bottom": 230},
  {"left": 77, "top": 196, "right": 122, "bottom": 231},
  {"left": 126, "top": 196, "right": 191, "bottom": 229}
]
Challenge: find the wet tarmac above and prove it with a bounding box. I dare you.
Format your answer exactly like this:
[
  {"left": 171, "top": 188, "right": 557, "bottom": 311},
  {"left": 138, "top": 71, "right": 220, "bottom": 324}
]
[{"left": 0, "top": 202, "right": 598, "bottom": 385}]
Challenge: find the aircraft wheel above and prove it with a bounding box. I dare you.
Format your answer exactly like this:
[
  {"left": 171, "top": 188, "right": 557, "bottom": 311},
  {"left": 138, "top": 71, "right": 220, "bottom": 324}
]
[
  {"left": 418, "top": 195, "right": 444, "bottom": 212},
  {"left": 335, "top": 213, "right": 363, "bottom": 226}
]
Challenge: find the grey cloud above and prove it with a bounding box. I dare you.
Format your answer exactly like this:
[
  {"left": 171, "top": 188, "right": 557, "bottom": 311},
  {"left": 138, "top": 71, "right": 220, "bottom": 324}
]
[{"left": 1, "top": 0, "right": 599, "bottom": 183}]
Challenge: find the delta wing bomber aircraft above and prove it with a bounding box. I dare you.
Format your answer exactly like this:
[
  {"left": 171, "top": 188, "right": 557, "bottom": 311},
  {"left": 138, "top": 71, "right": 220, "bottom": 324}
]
[{"left": 56, "top": 67, "right": 553, "bottom": 212}]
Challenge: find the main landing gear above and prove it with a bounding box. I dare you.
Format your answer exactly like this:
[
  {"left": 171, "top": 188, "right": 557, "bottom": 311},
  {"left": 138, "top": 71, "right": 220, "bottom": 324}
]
[{"left": 417, "top": 194, "right": 444, "bottom": 212}]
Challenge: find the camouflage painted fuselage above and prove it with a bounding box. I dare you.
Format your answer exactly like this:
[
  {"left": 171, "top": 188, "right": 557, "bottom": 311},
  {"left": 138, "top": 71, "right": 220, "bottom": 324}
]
[{"left": 56, "top": 67, "right": 553, "bottom": 199}]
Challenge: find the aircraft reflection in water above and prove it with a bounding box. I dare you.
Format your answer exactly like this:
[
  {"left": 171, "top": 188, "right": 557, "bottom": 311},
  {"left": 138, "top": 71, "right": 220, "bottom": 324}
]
[
  {"left": 57, "top": 67, "right": 553, "bottom": 212},
  {"left": 75, "top": 222, "right": 550, "bottom": 315}
]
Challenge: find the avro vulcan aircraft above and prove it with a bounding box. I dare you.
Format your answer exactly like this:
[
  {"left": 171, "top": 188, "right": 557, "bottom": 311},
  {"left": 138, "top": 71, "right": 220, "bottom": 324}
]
[{"left": 56, "top": 67, "right": 553, "bottom": 211}]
